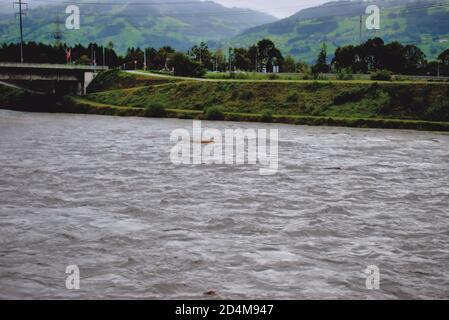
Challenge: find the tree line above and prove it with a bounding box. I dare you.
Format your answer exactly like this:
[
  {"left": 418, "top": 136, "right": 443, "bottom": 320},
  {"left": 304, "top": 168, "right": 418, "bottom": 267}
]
[
  {"left": 0, "top": 39, "right": 287, "bottom": 77},
  {"left": 330, "top": 37, "right": 449, "bottom": 76},
  {"left": 0, "top": 42, "right": 120, "bottom": 67},
  {"left": 1, "top": 38, "right": 448, "bottom": 77}
]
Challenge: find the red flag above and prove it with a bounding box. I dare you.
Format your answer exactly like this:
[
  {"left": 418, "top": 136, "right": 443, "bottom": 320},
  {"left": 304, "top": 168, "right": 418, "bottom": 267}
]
[{"left": 66, "top": 48, "right": 71, "bottom": 64}]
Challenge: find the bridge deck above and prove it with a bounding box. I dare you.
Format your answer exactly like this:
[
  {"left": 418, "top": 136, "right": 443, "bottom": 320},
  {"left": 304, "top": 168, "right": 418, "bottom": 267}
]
[
  {"left": 0, "top": 62, "right": 108, "bottom": 95},
  {"left": 0, "top": 62, "right": 108, "bottom": 71}
]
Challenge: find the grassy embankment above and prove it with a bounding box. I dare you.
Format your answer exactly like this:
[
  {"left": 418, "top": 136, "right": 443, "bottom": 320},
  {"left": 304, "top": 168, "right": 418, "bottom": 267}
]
[
  {"left": 79, "top": 70, "right": 449, "bottom": 131},
  {"left": 0, "top": 84, "right": 59, "bottom": 111},
  {"left": 2, "top": 69, "right": 449, "bottom": 131}
]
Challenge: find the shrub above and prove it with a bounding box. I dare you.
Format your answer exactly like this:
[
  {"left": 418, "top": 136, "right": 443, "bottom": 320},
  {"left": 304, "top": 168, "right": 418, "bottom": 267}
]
[
  {"left": 333, "top": 89, "right": 365, "bottom": 105},
  {"left": 230, "top": 90, "right": 239, "bottom": 100},
  {"left": 301, "top": 71, "right": 312, "bottom": 80},
  {"left": 313, "top": 73, "right": 327, "bottom": 80},
  {"left": 370, "top": 70, "right": 392, "bottom": 81},
  {"left": 370, "top": 91, "right": 392, "bottom": 114},
  {"left": 268, "top": 73, "right": 279, "bottom": 80},
  {"left": 239, "top": 91, "right": 254, "bottom": 100},
  {"left": 144, "top": 103, "right": 166, "bottom": 117},
  {"left": 423, "top": 101, "right": 449, "bottom": 121},
  {"left": 205, "top": 107, "right": 225, "bottom": 121},
  {"left": 336, "top": 68, "right": 354, "bottom": 80},
  {"left": 306, "top": 81, "right": 322, "bottom": 91},
  {"left": 260, "top": 109, "right": 273, "bottom": 122},
  {"left": 286, "top": 92, "right": 299, "bottom": 103}
]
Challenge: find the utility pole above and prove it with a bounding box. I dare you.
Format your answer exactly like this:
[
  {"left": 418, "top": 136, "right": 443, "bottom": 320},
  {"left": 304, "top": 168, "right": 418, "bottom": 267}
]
[
  {"left": 143, "top": 48, "right": 147, "bottom": 71},
  {"left": 103, "top": 46, "right": 106, "bottom": 67},
  {"left": 13, "top": 0, "right": 27, "bottom": 63},
  {"left": 359, "top": 15, "right": 363, "bottom": 44},
  {"left": 53, "top": 14, "right": 64, "bottom": 46},
  {"left": 229, "top": 47, "right": 232, "bottom": 72}
]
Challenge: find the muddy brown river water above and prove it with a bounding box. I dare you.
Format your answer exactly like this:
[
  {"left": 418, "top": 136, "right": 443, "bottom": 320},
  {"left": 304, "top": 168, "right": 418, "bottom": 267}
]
[{"left": 0, "top": 109, "right": 448, "bottom": 299}]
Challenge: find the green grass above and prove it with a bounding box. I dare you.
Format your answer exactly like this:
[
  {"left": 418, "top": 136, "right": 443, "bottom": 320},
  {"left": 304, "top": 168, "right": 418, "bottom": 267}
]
[
  {"left": 85, "top": 77, "right": 449, "bottom": 121},
  {"left": 62, "top": 96, "right": 449, "bottom": 132},
  {"left": 3, "top": 70, "right": 449, "bottom": 132},
  {"left": 0, "top": 84, "right": 58, "bottom": 110},
  {"left": 87, "top": 69, "right": 183, "bottom": 93}
]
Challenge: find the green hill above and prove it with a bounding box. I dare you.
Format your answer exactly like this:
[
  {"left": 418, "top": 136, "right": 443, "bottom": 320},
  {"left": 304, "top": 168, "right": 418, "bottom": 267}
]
[
  {"left": 0, "top": 0, "right": 276, "bottom": 53},
  {"left": 228, "top": 0, "right": 449, "bottom": 62}
]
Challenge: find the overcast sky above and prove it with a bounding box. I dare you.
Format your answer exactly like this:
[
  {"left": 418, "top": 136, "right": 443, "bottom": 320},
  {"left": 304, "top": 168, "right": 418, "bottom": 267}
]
[{"left": 214, "top": 0, "right": 330, "bottom": 18}]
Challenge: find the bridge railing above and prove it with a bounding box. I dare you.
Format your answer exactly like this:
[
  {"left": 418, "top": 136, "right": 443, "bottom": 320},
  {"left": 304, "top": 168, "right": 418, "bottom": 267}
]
[{"left": 0, "top": 62, "right": 108, "bottom": 71}]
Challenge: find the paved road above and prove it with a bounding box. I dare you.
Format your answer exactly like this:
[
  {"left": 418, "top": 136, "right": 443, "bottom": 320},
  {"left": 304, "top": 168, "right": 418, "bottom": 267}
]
[
  {"left": 126, "top": 70, "right": 211, "bottom": 81},
  {"left": 0, "top": 81, "right": 43, "bottom": 95}
]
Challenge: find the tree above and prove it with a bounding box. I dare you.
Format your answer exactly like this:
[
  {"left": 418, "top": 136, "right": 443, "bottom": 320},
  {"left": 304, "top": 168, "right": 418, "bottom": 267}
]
[
  {"left": 402, "top": 45, "right": 427, "bottom": 75},
  {"left": 382, "top": 41, "right": 405, "bottom": 74},
  {"left": 331, "top": 38, "right": 429, "bottom": 75},
  {"left": 332, "top": 45, "right": 357, "bottom": 72},
  {"left": 189, "top": 42, "right": 213, "bottom": 70},
  {"left": 283, "top": 56, "right": 296, "bottom": 73},
  {"left": 360, "top": 37, "right": 385, "bottom": 72},
  {"left": 312, "top": 43, "right": 329, "bottom": 73},
  {"left": 152, "top": 46, "right": 175, "bottom": 70},
  {"left": 437, "top": 48, "right": 449, "bottom": 76},
  {"left": 168, "top": 52, "right": 206, "bottom": 78},
  {"left": 257, "top": 39, "right": 284, "bottom": 72},
  {"left": 145, "top": 47, "right": 157, "bottom": 70},
  {"left": 124, "top": 47, "right": 144, "bottom": 69},
  {"left": 248, "top": 45, "right": 259, "bottom": 72},
  {"left": 296, "top": 61, "right": 309, "bottom": 73},
  {"left": 77, "top": 54, "right": 91, "bottom": 65},
  {"left": 233, "top": 48, "right": 251, "bottom": 71},
  {"left": 213, "top": 49, "right": 226, "bottom": 71},
  {"left": 0, "top": 42, "right": 122, "bottom": 67},
  {"left": 438, "top": 48, "right": 449, "bottom": 66}
]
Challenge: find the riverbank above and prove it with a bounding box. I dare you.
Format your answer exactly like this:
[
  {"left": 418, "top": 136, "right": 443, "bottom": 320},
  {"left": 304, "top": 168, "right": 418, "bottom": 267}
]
[
  {"left": 41, "top": 96, "right": 449, "bottom": 132},
  {"left": 2, "top": 70, "right": 449, "bottom": 131}
]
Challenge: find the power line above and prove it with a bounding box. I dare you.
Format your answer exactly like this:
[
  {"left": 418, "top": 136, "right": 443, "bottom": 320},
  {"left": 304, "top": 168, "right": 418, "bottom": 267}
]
[{"left": 30, "top": 0, "right": 216, "bottom": 5}]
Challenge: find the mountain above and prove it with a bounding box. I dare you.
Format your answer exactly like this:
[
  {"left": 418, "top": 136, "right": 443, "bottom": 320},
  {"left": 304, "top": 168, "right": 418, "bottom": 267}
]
[
  {"left": 0, "top": 0, "right": 57, "bottom": 13},
  {"left": 0, "top": 0, "right": 277, "bottom": 52},
  {"left": 228, "top": 0, "right": 449, "bottom": 62}
]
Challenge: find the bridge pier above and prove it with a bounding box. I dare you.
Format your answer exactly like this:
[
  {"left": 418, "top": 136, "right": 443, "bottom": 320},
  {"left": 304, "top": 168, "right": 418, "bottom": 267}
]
[{"left": 82, "top": 71, "right": 96, "bottom": 95}]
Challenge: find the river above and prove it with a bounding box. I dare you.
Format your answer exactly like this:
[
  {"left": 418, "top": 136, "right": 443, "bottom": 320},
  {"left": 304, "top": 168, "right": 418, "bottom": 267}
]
[{"left": 0, "top": 109, "right": 448, "bottom": 299}]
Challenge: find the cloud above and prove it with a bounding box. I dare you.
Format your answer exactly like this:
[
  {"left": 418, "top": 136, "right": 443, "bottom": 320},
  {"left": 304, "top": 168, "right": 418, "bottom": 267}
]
[{"left": 213, "top": 0, "right": 330, "bottom": 18}]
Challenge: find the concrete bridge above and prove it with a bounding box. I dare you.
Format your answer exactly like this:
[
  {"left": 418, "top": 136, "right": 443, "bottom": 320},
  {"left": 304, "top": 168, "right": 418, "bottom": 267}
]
[{"left": 0, "top": 62, "right": 108, "bottom": 95}]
